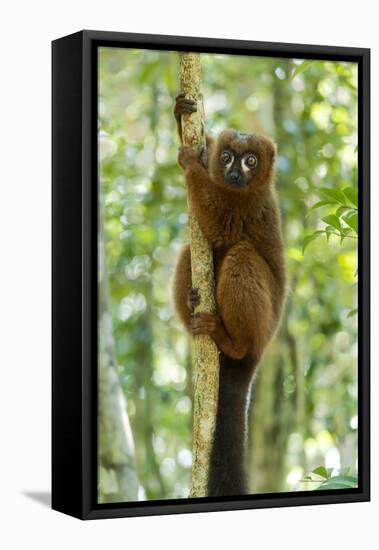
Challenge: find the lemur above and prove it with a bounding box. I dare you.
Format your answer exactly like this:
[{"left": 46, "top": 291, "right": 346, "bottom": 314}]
[{"left": 172, "top": 93, "right": 287, "bottom": 496}]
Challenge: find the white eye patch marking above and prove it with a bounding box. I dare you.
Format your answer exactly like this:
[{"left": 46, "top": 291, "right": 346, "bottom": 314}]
[
  {"left": 222, "top": 152, "right": 234, "bottom": 171},
  {"left": 242, "top": 153, "right": 258, "bottom": 173},
  {"left": 241, "top": 159, "right": 250, "bottom": 175},
  {"left": 225, "top": 154, "right": 234, "bottom": 169}
]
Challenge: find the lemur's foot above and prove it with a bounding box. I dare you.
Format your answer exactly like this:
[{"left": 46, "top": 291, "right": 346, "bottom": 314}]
[
  {"left": 187, "top": 286, "right": 200, "bottom": 311},
  {"left": 191, "top": 313, "right": 247, "bottom": 359},
  {"left": 174, "top": 92, "right": 197, "bottom": 121},
  {"left": 191, "top": 313, "right": 223, "bottom": 341}
]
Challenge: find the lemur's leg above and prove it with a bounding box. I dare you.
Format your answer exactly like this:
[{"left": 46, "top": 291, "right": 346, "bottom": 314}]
[{"left": 192, "top": 241, "right": 276, "bottom": 360}]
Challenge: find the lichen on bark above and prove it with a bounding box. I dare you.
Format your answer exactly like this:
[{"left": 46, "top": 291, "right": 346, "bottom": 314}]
[{"left": 179, "top": 52, "right": 220, "bottom": 498}]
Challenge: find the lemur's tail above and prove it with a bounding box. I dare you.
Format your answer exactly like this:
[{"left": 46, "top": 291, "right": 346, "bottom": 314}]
[{"left": 208, "top": 352, "right": 257, "bottom": 497}]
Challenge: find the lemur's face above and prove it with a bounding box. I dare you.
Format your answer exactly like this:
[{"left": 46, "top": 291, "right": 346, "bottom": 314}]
[
  {"left": 211, "top": 130, "right": 276, "bottom": 193},
  {"left": 219, "top": 148, "right": 258, "bottom": 188}
]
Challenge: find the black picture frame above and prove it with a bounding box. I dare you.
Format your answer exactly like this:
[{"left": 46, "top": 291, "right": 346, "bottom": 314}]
[{"left": 52, "top": 30, "right": 370, "bottom": 520}]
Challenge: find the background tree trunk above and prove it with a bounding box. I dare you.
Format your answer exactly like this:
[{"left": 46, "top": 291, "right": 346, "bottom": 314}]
[
  {"left": 179, "top": 53, "right": 220, "bottom": 498},
  {"left": 98, "top": 191, "right": 139, "bottom": 504}
]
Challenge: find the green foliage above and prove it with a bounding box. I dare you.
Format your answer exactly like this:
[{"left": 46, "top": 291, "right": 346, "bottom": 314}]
[
  {"left": 99, "top": 48, "right": 358, "bottom": 499},
  {"left": 291, "top": 60, "right": 315, "bottom": 80},
  {"left": 303, "top": 184, "right": 358, "bottom": 317},
  {"left": 302, "top": 466, "right": 358, "bottom": 490},
  {"left": 304, "top": 186, "right": 358, "bottom": 252}
]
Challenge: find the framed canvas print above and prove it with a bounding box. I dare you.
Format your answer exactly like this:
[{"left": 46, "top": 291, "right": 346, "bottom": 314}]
[{"left": 52, "top": 30, "right": 370, "bottom": 519}]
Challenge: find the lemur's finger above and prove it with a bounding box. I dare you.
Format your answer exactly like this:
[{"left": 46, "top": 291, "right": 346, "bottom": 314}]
[
  {"left": 176, "top": 94, "right": 195, "bottom": 103},
  {"left": 176, "top": 101, "right": 197, "bottom": 110},
  {"left": 176, "top": 99, "right": 196, "bottom": 107},
  {"left": 178, "top": 105, "right": 197, "bottom": 114},
  {"left": 193, "top": 312, "right": 214, "bottom": 321},
  {"left": 189, "top": 287, "right": 200, "bottom": 296},
  {"left": 178, "top": 98, "right": 196, "bottom": 104}
]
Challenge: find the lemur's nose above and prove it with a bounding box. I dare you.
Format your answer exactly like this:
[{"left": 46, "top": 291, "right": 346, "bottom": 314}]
[{"left": 230, "top": 171, "right": 242, "bottom": 183}]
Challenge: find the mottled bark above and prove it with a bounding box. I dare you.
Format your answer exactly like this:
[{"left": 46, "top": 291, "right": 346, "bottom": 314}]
[
  {"left": 98, "top": 193, "right": 139, "bottom": 503},
  {"left": 179, "top": 53, "right": 220, "bottom": 498}
]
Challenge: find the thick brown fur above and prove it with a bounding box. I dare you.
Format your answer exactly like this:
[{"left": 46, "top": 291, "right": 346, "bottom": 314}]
[{"left": 172, "top": 94, "right": 287, "bottom": 496}]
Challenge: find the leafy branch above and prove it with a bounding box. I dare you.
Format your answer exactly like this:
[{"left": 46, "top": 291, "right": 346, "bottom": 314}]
[
  {"left": 303, "top": 186, "right": 358, "bottom": 252},
  {"left": 302, "top": 466, "right": 358, "bottom": 490},
  {"left": 303, "top": 185, "right": 358, "bottom": 318}
]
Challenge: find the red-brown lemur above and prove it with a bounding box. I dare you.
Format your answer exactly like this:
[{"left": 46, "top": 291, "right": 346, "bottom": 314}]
[{"left": 172, "top": 93, "right": 287, "bottom": 496}]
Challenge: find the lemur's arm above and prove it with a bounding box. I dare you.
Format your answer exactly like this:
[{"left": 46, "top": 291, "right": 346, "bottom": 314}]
[
  {"left": 178, "top": 145, "right": 223, "bottom": 245},
  {"left": 175, "top": 94, "right": 222, "bottom": 245}
]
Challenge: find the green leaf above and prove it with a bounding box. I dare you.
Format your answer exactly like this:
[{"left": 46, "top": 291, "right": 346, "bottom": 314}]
[
  {"left": 336, "top": 205, "right": 352, "bottom": 217},
  {"left": 325, "top": 226, "right": 334, "bottom": 241},
  {"left": 302, "top": 233, "right": 319, "bottom": 253},
  {"left": 303, "top": 467, "right": 358, "bottom": 491},
  {"left": 347, "top": 308, "right": 358, "bottom": 318},
  {"left": 291, "top": 60, "right": 315, "bottom": 80},
  {"left": 308, "top": 200, "right": 337, "bottom": 214},
  {"left": 318, "top": 475, "right": 358, "bottom": 490},
  {"left": 318, "top": 481, "right": 354, "bottom": 490},
  {"left": 312, "top": 466, "right": 329, "bottom": 479},
  {"left": 322, "top": 214, "right": 341, "bottom": 231},
  {"left": 334, "top": 475, "right": 358, "bottom": 485},
  {"left": 139, "top": 61, "right": 160, "bottom": 83},
  {"left": 343, "top": 187, "right": 358, "bottom": 207},
  {"left": 343, "top": 212, "right": 358, "bottom": 233},
  {"left": 320, "top": 187, "right": 346, "bottom": 204}
]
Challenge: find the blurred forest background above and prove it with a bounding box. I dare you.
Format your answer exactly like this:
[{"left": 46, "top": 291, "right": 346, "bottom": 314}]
[{"left": 97, "top": 47, "right": 358, "bottom": 503}]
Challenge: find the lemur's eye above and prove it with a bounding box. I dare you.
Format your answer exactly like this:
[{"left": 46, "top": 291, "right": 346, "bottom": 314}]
[
  {"left": 245, "top": 154, "right": 258, "bottom": 168},
  {"left": 220, "top": 151, "right": 232, "bottom": 164}
]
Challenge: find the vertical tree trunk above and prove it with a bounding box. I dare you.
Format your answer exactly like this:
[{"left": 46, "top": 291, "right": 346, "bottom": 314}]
[
  {"left": 179, "top": 53, "right": 220, "bottom": 498},
  {"left": 98, "top": 192, "right": 139, "bottom": 503}
]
